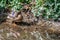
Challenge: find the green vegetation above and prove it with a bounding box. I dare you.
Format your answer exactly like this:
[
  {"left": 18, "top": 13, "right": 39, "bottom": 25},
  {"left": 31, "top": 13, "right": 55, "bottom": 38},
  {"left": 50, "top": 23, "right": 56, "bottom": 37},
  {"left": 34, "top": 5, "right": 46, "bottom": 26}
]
[
  {"left": 0, "top": 0, "right": 60, "bottom": 21},
  {"left": 0, "top": 0, "right": 32, "bottom": 11},
  {"left": 32, "top": 0, "right": 60, "bottom": 21},
  {"left": 19, "top": 0, "right": 32, "bottom": 4},
  {"left": 0, "top": 0, "right": 22, "bottom": 11}
]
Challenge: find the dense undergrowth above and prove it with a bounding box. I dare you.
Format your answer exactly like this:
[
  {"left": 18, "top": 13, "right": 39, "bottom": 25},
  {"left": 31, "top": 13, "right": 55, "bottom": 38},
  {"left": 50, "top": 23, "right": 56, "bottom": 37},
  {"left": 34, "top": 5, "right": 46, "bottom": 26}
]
[
  {"left": 32, "top": 0, "right": 60, "bottom": 21},
  {"left": 0, "top": 0, "right": 60, "bottom": 23}
]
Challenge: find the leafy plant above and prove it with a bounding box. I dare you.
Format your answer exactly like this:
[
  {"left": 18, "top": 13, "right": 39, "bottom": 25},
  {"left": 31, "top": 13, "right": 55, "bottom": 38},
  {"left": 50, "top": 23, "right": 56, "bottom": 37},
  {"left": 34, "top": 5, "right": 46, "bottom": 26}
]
[
  {"left": 0, "top": 0, "right": 32, "bottom": 11},
  {"left": 0, "top": 0, "right": 6, "bottom": 8},
  {"left": 19, "top": 0, "right": 32, "bottom": 4},
  {"left": 7, "top": 0, "right": 23, "bottom": 11},
  {"left": 32, "top": 0, "right": 60, "bottom": 21}
]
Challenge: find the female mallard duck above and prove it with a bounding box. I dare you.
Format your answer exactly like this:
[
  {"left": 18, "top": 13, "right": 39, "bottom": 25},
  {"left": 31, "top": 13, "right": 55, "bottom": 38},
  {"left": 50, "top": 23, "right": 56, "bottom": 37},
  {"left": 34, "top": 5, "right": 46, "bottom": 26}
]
[
  {"left": 6, "top": 4, "right": 37, "bottom": 25},
  {"left": 6, "top": 9, "right": 22, "bottom": 24}
]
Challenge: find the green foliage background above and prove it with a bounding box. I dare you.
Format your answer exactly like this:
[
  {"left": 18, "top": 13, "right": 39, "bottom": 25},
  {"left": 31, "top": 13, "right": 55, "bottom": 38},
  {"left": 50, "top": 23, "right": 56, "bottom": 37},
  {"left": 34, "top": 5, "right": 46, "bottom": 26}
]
[
  {"left": 32, "top": 0, "right": 60, "bottom": 21},
  {"left": 0, "top": 0, "right": 32, "bottom": 11},
  {"left": 0, "top": 0, "right": 60, "bottom": 21}
]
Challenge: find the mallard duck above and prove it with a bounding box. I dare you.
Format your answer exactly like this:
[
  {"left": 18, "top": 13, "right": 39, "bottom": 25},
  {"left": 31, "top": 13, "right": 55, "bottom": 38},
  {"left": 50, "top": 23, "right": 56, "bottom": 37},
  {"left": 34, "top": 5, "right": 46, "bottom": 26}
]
[
  {"left": 6, "top": 4, "right": 37, "bottom": 24},
  {"left": 6, "top": 10, "right": 22, "bottom": 24}
]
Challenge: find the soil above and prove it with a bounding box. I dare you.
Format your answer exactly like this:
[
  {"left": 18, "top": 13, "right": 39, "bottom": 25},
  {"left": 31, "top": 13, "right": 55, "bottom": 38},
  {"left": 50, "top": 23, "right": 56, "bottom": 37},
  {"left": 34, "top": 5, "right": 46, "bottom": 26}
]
[{"left": 0, "top": 19, "right": 60, "bottom": 40}]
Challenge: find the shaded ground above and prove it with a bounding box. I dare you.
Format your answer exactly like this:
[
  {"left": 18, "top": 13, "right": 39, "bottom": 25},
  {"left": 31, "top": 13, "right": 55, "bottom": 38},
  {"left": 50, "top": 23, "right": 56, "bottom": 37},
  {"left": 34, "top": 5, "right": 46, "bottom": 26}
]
[{"left": 0, "top": 19, "right": 60, "bottom": 40}]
